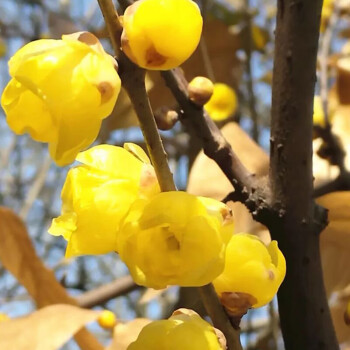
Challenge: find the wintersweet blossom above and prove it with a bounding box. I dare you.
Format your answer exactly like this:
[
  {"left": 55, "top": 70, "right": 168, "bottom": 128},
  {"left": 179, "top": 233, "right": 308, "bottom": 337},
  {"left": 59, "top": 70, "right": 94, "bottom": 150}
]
[
  {"left": 213, "top": 233, "right": 286, "bottom": 313},
  {"left": 117, "top": 191, "right": 234, "bottom": 289},
  {"left": 1, "top": 32, "right": 121, "bottom": 166},
  {"left": 204, "top": 83, "right": 237, "bottom": 121},
  {"left": 121, "top": 0, "right": 202, "bottom": 70},
  {"left": 49, "top": 143, "right": 159, "bottom": 257},
  {"left": 128, "top": 309, "right": 225, "bottom": 350}
]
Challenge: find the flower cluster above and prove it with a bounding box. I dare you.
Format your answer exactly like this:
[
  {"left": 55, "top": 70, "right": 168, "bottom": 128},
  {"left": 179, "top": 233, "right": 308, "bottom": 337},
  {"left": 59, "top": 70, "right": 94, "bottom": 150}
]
[{"left": 1, "top": 3, "right": 287, "bottom": 346}]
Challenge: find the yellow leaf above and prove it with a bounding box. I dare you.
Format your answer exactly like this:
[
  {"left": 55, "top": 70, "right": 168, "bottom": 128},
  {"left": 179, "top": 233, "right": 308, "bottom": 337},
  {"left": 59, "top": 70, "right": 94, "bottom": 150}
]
[
  {"left": 0, "top": 304, "right": 101, "bottom": 350},
  {"left": 0, "top": 207, "right": 103, "bottom": 350}
]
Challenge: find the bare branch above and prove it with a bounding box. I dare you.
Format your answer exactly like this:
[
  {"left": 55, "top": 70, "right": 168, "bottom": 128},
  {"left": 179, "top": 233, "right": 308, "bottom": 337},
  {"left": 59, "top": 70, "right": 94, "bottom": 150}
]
[{"left": 77, "top": 275, "right": 140, "bottom": 308}]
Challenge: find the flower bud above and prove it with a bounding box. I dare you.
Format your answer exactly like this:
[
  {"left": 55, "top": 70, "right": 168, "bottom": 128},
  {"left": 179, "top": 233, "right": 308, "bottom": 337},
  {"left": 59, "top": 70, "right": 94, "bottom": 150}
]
[
  {"left": 204, "top": 83, "right": 237, "bottom": 121},
  {"left": 121, "top": 0, "right": 202, "bottom": 70},
  {"left": 154, "top": 106, "right": 179, "bottom": 130},
  {"left": 98, "top": 310, "right": 117, "bottom": 329},
  {"left": 188, "top": 76, "right": 214, "bottom": 106},
  {"left": 213, "top": 233, "right": 286, "bottom": 314}
]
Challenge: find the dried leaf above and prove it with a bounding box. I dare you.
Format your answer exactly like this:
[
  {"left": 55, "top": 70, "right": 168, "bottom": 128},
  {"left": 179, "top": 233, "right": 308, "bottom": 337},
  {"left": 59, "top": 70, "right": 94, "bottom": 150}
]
[
  {"left": 187, "top": 122, "right": 268, "bottom": 200},
  {"left": 316, "top": 192, "right": 350, "bottom": 295},
  {"left": 139, "top": 287, "right": 169, "bottom": 305},
  {"left": 0, "top": 207, "right": 103, "bottom": 350},
  {"left": 329, "top": 295, "right": 350, "bottom": 344},
  {"left": 0, "top": 304, "right": 101, "bottom": 350},
  {"left": 337, "top": 57, "right": 350, "bottom": 105},
  {"left": 107, "top": 319, "right": 151, "bottom": 350}
]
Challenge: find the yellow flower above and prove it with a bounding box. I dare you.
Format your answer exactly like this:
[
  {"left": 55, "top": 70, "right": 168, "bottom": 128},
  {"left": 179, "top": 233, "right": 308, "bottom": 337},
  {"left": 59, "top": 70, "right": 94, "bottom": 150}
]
[
  {"left": 121, "top": 0, "right": 202, "bottom": 70},
  {"left": 204, "top": 83, "right": 237, "bottom": 121},
  {"left": 128, "top": 309, "right": 224, "bottom": 350},
  {"left": 320, "top": 0, "right": 333, "bottom": 32},
  {"left": 1, "top": 32, "right": 121, "bottom": 166},
  {"left": 117, "top": 191, "right": 234, "bottom": 289},
  {"left": 213, "top": 233, "right": 286, "bottom": 312},
  {"left": 49, "top": 143, "right": 160, "bottom": 257}
]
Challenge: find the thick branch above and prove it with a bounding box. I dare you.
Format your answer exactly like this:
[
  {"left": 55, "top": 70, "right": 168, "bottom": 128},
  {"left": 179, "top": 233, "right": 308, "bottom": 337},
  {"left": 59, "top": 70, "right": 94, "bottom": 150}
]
[{"left": 269, "top": 0, "right": 338, "bottom": 349}]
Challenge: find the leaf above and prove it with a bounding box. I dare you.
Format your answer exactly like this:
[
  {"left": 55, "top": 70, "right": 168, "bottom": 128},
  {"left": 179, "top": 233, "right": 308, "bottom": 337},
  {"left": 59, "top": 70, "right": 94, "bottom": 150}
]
[
  {"left": 0, "top": 304, "right": 101, "bottom": 350},
  {"left": 0, "top": 207, "right": 103, "bottom": 350},
  {"left": 106, "top": 319, "right": 151, "bottom": 350},
  {"left": 329, "top": 296, "right": 350, "bottom": 345},
  {"left": 187, "top": 121, "right": 269, "bottom": 200},
  {"left": 316, "top": 192, "right": 350, "bottom": 295}
]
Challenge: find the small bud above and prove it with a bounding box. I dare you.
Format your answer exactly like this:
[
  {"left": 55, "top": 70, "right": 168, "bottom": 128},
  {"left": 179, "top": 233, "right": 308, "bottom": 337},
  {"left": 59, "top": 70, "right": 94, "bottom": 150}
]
[
  {"left": 154, "top": 106, "right": 179, "bottom": 130},
  {"left": 188, "top": 76, "right": 214, "bottom": 106},
  {"left": 98, "top": 310, "right": 117, "bottom": 329}
]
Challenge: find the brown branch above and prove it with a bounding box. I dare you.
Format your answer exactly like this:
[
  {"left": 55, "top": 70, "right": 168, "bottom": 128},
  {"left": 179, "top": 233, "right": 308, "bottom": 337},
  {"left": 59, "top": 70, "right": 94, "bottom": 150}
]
[
  {"left": 269, "top": 0, "right": 338, "bottom": 349},
  {"left": 76, "top": 276, "right": 140, "bottom": 308},
  {"left": 160, "top": 69, "right": 272, "bottom": 227}
]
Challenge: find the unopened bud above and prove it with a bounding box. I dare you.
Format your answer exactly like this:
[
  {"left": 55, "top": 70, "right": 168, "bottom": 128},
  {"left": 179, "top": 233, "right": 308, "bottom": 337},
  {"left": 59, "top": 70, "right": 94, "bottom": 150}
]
[
  {"left": 154, "top": 106, "right": 179, "bottom": 130},
  {"left": 98, "top": 310, "right": 117, "bottom": 329},
  {"left": 188, "top": 76, "right": 214, "bottom": 106}
]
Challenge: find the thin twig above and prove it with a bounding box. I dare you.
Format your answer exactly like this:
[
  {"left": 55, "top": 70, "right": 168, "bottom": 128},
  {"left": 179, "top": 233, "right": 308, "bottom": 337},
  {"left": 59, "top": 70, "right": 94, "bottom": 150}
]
[
  {"left": 243, "top": 0, "right": 259, "bottom": 141},
  {"left": 319, "top": 0, "right": 340, "bottom": 127},
  {"left": 97, "top": 0, "right": 123, "bottom": 57},
  {"left": 19, "top": 155, "right": 51, "bottom": 220}
]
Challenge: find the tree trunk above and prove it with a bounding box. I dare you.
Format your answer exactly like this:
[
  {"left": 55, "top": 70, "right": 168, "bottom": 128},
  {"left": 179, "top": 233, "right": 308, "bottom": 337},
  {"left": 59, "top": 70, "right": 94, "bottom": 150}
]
[{"left": 270, "top": 0, "right": 339, "bottom": 349}]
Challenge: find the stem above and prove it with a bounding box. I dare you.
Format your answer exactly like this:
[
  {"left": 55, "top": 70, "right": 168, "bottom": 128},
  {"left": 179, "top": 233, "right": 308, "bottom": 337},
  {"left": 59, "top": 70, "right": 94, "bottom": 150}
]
[
  {"left": 270, "top": 0, "right": 338, "bottom": 348},
  {"left": 97, "top": 0, "right": 123, "bottom": 56},
  {"left": 121, "top": 66, "right": 176, "bottom": 192},
  {"left": 199, "top": 284, "right": 243, "bottom": 350}
]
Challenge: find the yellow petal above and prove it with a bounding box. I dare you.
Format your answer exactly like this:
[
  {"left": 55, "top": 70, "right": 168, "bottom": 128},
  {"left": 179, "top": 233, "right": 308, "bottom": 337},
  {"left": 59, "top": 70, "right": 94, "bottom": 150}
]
[
  {"left": 76, "top": 144, "right": 143, "bottom": 180},
  {"left": 2, "top": 79, "right": 56, "bottom": 143}
]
